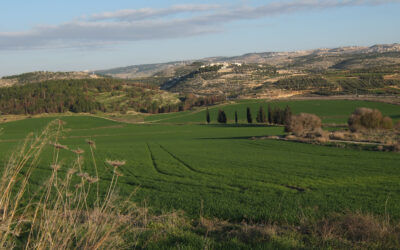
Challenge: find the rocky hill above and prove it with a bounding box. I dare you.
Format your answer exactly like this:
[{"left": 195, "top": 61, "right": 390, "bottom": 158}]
[
  {"left": 93, "top": 44, "right": 400, "bottom": 98},
  {"left": 96, "top": 44, "right": 400, "bottom": 78},
  {"left": 0, "top": 71, "right": 102, "bottom": 87}
]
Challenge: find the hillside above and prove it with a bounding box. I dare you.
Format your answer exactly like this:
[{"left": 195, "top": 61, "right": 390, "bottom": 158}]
[
  {"left": 96, "top": 44, "right": 400, "bottom": 78},
  {"left": 0, "top": 71, "right": 102, "bottom": 87},
  {"left": 156, "top": 62, "right": 400, "bottom": 98},
  {"left": 2, "top": 44, "right": 400, "bottom": 101},
  {"left": 0, "top": 78, "right": 185, "bottom": 115},
  {"left": 93, "top": 44, "right": 400, "bottom": 97}
]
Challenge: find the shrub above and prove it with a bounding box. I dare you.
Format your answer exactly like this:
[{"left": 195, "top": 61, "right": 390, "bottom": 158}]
[
  {"left": 285, "top": 113, "right": 322, "bottom": 136},
  {"left": 348, "top": 108, "right": 393, "bottom": 132},
  {"left": 381, "top": 116, "right": 393, "bottom": 129},
  {"left": 394, "top": 121, "right": 400, "bottom": 131}
]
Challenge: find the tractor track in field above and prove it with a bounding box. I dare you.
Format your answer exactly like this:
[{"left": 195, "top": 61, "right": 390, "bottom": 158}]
[
  {"left": 157, "top": 144, "right": 304, "bottom": 193},
  {"left": 129, "top": 173, "right": 236, "bottom": 192},
  {"left": 148, "top": 143, "right": 306, "bottom": 193},
  {"left": 146, "top": 143, "right": 184, "bottom": 178},
  {"left": 158, "top": 144, "right": 307, "bottom": 193},
  {"left": 158, "top": 144, "right": 222, "bottom": 177}
]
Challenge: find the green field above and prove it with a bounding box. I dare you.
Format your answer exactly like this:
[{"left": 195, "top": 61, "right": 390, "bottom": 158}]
[
  {"left": 144, "top": 99, "right": 400, "bottom": 124},
  {"left": 1, "top": 99, "right": 399, "bottom": 230}
]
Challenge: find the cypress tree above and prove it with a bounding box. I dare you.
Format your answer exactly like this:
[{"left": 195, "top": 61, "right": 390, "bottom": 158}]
[
  {"left": 279, "top": 108, "right": 285, "bottom": 125},
  {"left": 256, "top": 106, "right": 266, "bottom": 123},
  {"left": 268, "top": 104, "right": 272, "bottom": 124},
  {"left": 235, "top": 110, "right": 238, "bottom": 124},
  {"left": 217, "top": 110, "right": 227, "bottom": 124},
  {"left": 223, "top": 111, "right": 227, "bottom": 123},
  {"left": 283, "top": 105, "right": 292, "bottom": 126},
  {"left": 273, "top": 107, "right": 284, "bottom": 125},
  {"left": 246, "top": 107, "right": 252, "bottom": 124},
  {"left": 206, "top": 107, "right": 210, "bottom": 124}
]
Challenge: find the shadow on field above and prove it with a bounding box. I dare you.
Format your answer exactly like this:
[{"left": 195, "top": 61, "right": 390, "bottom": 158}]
[
  {"left": 196, "top": 136, "right": 253, "bottom": 140},
  {"left": 390, "top": 114, "right": 400, "bottom": 119},
  {"left": 200, "top": 124, "right": 278, "bottom": 128}
]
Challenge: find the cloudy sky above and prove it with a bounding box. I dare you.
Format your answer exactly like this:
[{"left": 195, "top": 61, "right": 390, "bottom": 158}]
[{"left": 1, "top": 0, "right": 400, "bottom": 76}]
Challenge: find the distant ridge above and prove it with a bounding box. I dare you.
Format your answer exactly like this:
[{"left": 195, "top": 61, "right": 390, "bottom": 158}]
[{"left": 96, "top": 43, "right": 400, "bottom": 78}]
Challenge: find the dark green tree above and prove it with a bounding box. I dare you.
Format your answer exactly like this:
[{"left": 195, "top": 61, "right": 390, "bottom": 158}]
[
  {"left": 256, "top": 106, "right": 266, "bottom": 123},
  {"left": 268, "top": 104, "right": 272, "bottom": 124},
  {"left": 206, "top": 107, "right": 210, "bottom": 124},
  {"left": 217, "top": 110, "right": 227, "bottom": 124},
  {"left": 235, "top": 110, "right": 238, "bottom": 124},
  {"left": 272, "top": 106, "right": 285, "bottom": 125},
  {"left": 283, "top": 105, "right": 292, "bottom": 126},
  {"left": 246, "top": 107, "right": 252, "bottom": 124}
]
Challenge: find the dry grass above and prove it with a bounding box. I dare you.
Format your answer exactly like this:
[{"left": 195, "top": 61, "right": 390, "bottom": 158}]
[
  {"left": 196, "top": 211, "right": 400, "bottom": 249},
  {"left": 197, "top": 217, "right": 279, "bottom": 245},
  {"left": 307, "top": 212, "right": 400, "bottom": 249},
  {"left": 0, "top": 120, "right": 156, "bottom": 249}
]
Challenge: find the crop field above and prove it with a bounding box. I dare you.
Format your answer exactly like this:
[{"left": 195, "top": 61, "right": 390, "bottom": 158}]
[
  {"left": 144, "top": 99, "right": 400, "bottom": 124},
  {"left": 1, "top": 99, "right": 399, "bottom": 229}
]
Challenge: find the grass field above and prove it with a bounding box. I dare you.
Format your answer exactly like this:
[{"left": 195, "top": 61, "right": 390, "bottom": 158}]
[
  {"left": 1, "top": 99, "right": 399, "bottom": 227},
  {"left": 144, "top": 99, "right": 400, "bottom": 124},
  {"left": 1, "top": 99, "right": 400, "bottom": 248}
]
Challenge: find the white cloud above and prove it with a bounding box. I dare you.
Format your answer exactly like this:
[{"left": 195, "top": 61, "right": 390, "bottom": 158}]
[
  {"left": 0, "top": 0, "right": 398, "bottom": 50},
  {"left": 89, "top": 4, "right": 222, "bottom": 21}
]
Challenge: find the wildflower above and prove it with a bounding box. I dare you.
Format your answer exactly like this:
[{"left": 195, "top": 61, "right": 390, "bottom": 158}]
[
  {"left": 51, "top": 164, "right": 61, "bottom": 171},
  {"left": 72, "top": 148, "right": 85, "bottom": 155},
  {"left": 87, "top": 176, "right": 99, "bottom": 183},
  {"left": 57, "top": 119, "right": 66, "bottom": 126},
  {"left": 85, "top": 139, "right": 96, "bottom": 149},
  {"left": 67, "top": 168, "right": 77, "bottom": 175},
  {"left": 114, "top": 170, "right": 124, "bottom": 177},
  {"left": 52, "top": 143, "right": 68, "bottom": 150},
  {"left": 106, "top": 160, "right": 126, "bottom": 168},
  {"left": 77, "top": 172, "right": 89, "bottom": 179}
]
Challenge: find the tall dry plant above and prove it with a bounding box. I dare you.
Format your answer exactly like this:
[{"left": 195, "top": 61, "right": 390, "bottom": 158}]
[{"left": 0, "top": 120, "right": 147, "bottom": 249}]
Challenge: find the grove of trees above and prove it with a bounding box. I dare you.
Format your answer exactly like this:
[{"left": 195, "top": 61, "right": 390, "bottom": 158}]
[{"left": 0, "top": 79, "right": 224, "bottom": 115}]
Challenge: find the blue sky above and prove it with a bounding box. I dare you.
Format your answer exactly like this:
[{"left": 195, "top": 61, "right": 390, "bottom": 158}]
[{"left": 1, "top": 0, "right": 400, "bottom": 76}]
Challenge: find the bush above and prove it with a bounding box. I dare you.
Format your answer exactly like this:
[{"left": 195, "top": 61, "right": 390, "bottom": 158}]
[
  {"left": 394, "top": 121, "right": 400, "bottom": 131},
  {"left": 381, "top": 116, "right": 393, "bottom": 129},
  {"left": 285, "top": 113, "right": 322, "bottom": 136},
  {"left": 348, "top": 108, "right": 393, "bottom": 132}
]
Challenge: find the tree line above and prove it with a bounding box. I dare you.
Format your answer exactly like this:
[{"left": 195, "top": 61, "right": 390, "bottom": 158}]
[{"left": 207, "top": 104, "right": 292, "bottom": 125}]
